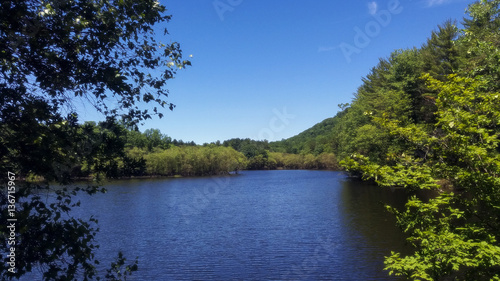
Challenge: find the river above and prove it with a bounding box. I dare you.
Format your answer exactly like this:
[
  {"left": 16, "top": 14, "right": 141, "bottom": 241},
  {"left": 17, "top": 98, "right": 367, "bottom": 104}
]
[{"left": 40, "top": 170, "right": 413, "bottom": 280}]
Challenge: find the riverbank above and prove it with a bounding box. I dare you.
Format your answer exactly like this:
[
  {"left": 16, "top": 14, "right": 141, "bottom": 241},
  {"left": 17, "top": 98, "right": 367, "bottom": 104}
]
[{"left": 16, "top": 167, "right": 342, "bottom": 185}]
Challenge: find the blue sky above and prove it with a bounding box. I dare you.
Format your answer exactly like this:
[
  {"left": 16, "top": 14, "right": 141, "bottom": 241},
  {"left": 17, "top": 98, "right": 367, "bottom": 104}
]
[{"left": 82, "top": 0, "right": 474, "bottom": 144}]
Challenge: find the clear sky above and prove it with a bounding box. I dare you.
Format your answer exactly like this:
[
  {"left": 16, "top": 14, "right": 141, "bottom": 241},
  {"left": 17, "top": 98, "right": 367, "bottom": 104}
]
[{"left": 81, "top": 0, "right": 475, "bottom": 144}]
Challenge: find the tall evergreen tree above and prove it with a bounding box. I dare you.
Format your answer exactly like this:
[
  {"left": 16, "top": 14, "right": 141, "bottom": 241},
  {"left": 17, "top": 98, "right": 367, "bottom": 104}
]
[
  {"left": 421, "top": 20, "right": 461, "bottom": 81},
  {"left": 462, "top": 0, "right": 500, "bottom": 90}
]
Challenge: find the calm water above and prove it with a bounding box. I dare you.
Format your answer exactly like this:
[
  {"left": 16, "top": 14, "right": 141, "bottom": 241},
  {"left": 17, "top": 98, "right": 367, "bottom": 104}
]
[{"left": 36, "top": 170, "right": 412, "bottom": 280}]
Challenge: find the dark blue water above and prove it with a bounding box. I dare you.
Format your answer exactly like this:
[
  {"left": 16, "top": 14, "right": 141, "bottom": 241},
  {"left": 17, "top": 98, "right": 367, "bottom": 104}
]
[
  {"left": 59, "top": 170, "right": 409, "bottom": 280},
  {"left": 17, "top": 170, "right": 410, "bottom": 280}
]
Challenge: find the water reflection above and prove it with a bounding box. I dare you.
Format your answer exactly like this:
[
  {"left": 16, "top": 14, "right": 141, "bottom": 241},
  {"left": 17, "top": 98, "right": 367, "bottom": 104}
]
[
  {"left": 338, "top": 178, "right": 413, "bottom": 280},
  {"left": 25, "top": 170, "right": 414, "bottom": 280}
]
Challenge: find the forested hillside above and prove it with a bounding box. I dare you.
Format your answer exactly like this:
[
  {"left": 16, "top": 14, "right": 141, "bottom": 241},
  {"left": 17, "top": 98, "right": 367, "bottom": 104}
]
[{"left": 269, "top": 116, "right": 340, "bottom": 155}]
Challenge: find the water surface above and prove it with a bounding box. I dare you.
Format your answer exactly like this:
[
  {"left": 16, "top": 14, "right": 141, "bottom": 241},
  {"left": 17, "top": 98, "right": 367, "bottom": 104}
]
[{"left": 67, "top": 170, "right": 411, "bottom": 280}]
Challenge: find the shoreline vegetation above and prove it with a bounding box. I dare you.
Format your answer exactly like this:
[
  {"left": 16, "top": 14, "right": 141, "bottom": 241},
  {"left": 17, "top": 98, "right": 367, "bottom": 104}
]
[
  {"left": 10, "top": 120, "right": 341, "bottom": 182},
  {"left": 13, "top": 122, "right": 341, "bottom": 183},
  {"left": 57, "top": 167, "right": 341, "bottom": 184}
]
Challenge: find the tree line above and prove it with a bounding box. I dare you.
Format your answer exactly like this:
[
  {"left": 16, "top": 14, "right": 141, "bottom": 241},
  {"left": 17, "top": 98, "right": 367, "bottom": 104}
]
[{"left": 64, "top": 122, "right": 340, "bottom": 179}]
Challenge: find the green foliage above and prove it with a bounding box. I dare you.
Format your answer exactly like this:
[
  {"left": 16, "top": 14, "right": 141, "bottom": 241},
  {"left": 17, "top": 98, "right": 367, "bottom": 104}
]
[
  {"left": 245, "top": 151, "right": 338, "bottom": 171},
  {"left": 330, "top": 49, "right": 419, "bottom": 160},
  {"left": 1, "top": 184, "right": 96, "bottom": 280},
  {"left": 343, "top": 73, "right": 500, "bottom": 279},
  {"left": 223, "top": 138, "right": 270, "bottom": 158},
  {"left": 104, "top": 252, "right": 138, "bottom": 281},
  {"left": 270, "top": 117, "right": 339, "bottom": 154},
  {"left": 0, "top": 0, "right": 188, "bottom": 279},
  {"left": 385, "top": 194, "right": 500, "bottom": 281},
  {"left": 335, "top": 1, "right": 500, "bottom": 279},
  {"left": 1, "top": 0, "right": 190, "bottom": 125},
  {"left": 340, "top": 154, "right": 439, "bottom": 190},
  {"left": 142, "top": 146, "right": 246, "bottom": 176},
  {"left": 461, "top": 0, "right": 500, "bottom": 90},
  {"left": 274, "top": 18, "right": 466, "bottom": 162},
  {"left": 421, "top": 20, "right": 461, "bottom": 81}
]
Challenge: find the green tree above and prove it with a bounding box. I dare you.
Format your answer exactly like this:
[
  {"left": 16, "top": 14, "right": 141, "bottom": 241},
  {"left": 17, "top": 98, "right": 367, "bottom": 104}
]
[
  {"left": 339, "top": 2, "right": 500, "bottom": 279},
  {"left": 342, "top": 74, "right": 500, "bottom": 280},
  {"left": 1, "top": 0, "right": 190, "bottom": 125},
  {"left": 421, "top": 20, "right": 461, "bottom": 81},
  {"left": 330, "top": 50, "right": 417, "bottom": 161},
  {"left": 385, "top": 74, "right": 500, "bottom": 280},
  {"left": 143, "top": 128, "right": 172, "bottom": 151},
  {"left": 141, "top": 146, "right": 245, "bottom": 176},
  {"left": 461, "top": 0, "right": 500, "bottom": 90},
  {"left": 316, "top": 153, "right": 338, "bottom": 170},
  {"left": 125, "top": 130, "right": 148, "bottom": 149},
  {"left": 0, "top": 0, "right": 189, "bottom": 279}
]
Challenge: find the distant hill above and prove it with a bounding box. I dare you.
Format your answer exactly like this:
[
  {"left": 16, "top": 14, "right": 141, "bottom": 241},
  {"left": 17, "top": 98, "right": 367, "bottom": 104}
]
[{"left": 270, "top": 112, "right": 344, "bottom": 155}]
